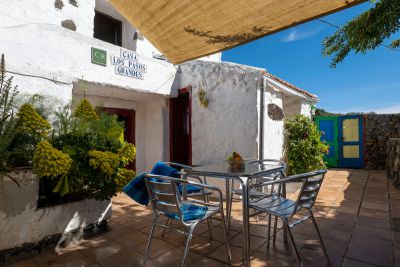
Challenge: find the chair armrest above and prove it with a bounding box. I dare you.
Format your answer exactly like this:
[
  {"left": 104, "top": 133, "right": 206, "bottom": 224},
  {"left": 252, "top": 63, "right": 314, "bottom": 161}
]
[
  {"left": 248, "top": 170, "right": 327, "bottom": 190},
  {"left": 248, "top": 159, "right": 288, "bottom": 172},
  {"left": 174, "top": 179, "right": 224, "bottom": 207}
]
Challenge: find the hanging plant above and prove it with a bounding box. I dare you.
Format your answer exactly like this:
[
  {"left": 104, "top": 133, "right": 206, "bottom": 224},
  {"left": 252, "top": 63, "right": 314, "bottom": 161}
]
[{"left": 197, "top": 88, "right": 209, "bottom": 108}]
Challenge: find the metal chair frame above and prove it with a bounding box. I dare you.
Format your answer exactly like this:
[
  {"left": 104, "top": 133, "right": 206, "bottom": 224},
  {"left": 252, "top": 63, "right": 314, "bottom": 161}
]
[
  {"left": 143, "top": 174, "right": 232, "bottom": 267},
  {"left": 226, "top": 159, "right": 287, "bottom": 228},
  {"left": 248, "top": 170, "right": 330, "bottom": 267},
  {"left": 161, "top": 162, "right": 213, "bottom": 239}
]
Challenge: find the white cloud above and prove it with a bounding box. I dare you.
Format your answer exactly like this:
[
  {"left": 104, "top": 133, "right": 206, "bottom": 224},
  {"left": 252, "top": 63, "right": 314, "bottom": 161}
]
[
  {"left": 372, "top": 104, "right": 400, "bottom": 114},
  {"left": 329, "top": 103, "right": 400, "bottom": 114},
  {"left": 281, "top": 27, "right": 324, "bottom": 42}
]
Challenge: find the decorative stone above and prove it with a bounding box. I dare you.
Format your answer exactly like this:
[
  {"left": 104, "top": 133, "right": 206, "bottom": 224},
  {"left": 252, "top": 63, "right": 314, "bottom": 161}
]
[
  {"left": 267, "top": 103, "right": 284, "bottom": 121},
  {"left": 54, "top": 0, "right": 64, "bottom": 9},
  {"left": 69, "top": 0, "right": 78, "bottom": 7},
  {"left": 61, "top": 20, "right": 77, "bottom": 31}
]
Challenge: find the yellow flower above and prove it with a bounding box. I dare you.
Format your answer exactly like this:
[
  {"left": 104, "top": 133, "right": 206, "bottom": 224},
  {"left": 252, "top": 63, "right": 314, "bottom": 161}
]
[
  {"left": 73, "top": 99, "right": 99, "bottom": 121},
  {"left": 115, "top": 168, "right": 135, "bottom": 191},
  {"left": 88, "top": 150, "right": 120, "bottom": 175},
  {"left": 33, "top": 141, "right": 72, "bottom": 177},
  {"left": 16, "top": 104, "right": 51, "bottom": 137},
  {"left": 118, "top": 142, "right": 136, "bottom": 166}
]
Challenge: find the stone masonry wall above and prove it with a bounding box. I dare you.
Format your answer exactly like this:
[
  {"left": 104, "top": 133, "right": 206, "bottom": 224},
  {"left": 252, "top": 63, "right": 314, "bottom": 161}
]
[
  {"left": 364, "top": 114, "right": 400, "bottom": 169},
  {"left": 386, "top": 138, "right": 400, "bottom": 187}
]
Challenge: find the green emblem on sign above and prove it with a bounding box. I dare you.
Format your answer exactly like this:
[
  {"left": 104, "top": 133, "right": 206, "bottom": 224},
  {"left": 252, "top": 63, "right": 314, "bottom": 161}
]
[{"left": 91, "top": 47, "right": 107, "bottom": 66}]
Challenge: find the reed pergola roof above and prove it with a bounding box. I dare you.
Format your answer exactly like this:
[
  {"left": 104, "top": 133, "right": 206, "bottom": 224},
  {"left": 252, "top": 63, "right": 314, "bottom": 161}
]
[{"left": 109, "top": 0, "right": 366, "bottom": 64}]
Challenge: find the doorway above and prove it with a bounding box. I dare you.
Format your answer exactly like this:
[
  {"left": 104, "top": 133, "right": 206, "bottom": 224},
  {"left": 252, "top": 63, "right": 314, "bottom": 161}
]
[
  {"left": 338, "top": 115, "right": 364, "bottom": 168},
  {"left": 170, "top": 87, "right": 192, "bottom": 165},
  {"left": 315, "top": 115, "right": 364, "bottom": 168},
  {"left": 102, "top": 107, "right": 135, "bottom": 170}
]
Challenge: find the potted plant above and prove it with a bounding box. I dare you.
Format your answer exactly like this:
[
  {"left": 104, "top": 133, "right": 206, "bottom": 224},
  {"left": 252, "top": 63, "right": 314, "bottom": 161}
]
[{"left": 0, "top": 55, "right": 136, "bottom": 263}]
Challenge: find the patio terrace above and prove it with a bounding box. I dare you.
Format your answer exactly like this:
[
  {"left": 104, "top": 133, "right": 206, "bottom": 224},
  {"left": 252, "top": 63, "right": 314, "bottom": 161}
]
[{"left": 7, "top": 169, "right": 400, "bottom": 267}]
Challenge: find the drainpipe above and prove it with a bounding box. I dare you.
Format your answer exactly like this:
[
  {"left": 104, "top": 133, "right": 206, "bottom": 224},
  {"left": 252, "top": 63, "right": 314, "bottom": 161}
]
[{"left": 258, "top": 77, "right": 265, "bottom": 160}]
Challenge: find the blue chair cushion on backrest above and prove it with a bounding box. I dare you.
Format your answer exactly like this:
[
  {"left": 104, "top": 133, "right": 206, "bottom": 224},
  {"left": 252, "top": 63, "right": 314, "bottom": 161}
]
[
  {"left": 151, "top": 162, "right": 202, "bottom": 194},
  {"left": 151, "top": 162, "right": 180, "bottom": 178},
  {"left": 178, "top": 184, "right": 202, "bottom": 194},
  {"left": 165, "top": 202, "right": 208, "bottom": 221},
  {"left": 123, "top": 172, "right": 149, "bottom": 206}
]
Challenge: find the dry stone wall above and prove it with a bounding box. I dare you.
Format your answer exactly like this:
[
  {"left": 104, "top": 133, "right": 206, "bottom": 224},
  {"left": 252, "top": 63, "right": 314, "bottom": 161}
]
[
  {"left": 364, "top": 114, "right": 400, "bottom": 169},
  {"left": 386, "top": 138, "right": 400, "bottom": 187}
]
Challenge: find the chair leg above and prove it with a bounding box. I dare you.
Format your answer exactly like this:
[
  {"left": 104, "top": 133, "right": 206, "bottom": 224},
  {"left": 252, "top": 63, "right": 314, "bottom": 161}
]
[
  {"left": 161, "top": 218, "right": 170, "bottom": 238},
  {"left": 144, "top": 215, "right": 158, "bottom": 263},
  {"left": 182, "top": 224, "right": 196, "bottom": 267},
  {"left": 309, "top": 209, "right": 330, "bottom": 265},
  {"left": 283, "top": 219, "right": 303, "bottom": 267},
  {"left": 202, "top": 190, "right": 213, "bottom": 240},
  {"left": 207, "top": 218, "right": 213, "bottom": 240},
  {"left": 273, "top": 216, "right": 278, "bottom": 244},
  {"left": 267, "top": 214, "right": 272, "bottom": 248},
  {"left": 220, "top": 210, "right": 232, "bottom": 265}
]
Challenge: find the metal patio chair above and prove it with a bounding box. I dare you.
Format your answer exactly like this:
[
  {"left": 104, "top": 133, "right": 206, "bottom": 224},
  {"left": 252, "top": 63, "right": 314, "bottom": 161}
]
[
  {"left": 143, "top": 174, "right": 232, "bottom": 267},
  {"left": 162, "top": 162, "right": 213, "bottom": 199},
  {"left": 161, "top": 162, "right": 214, "bottom": 239},
  {"left": 248, "top": 170, "right": 330, "bottom": 267},
  {"left": 226, "top": 159, "right": 287, "bottom": 226}
]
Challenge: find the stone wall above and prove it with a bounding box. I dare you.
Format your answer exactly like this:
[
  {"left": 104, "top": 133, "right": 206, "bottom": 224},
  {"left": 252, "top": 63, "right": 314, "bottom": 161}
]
[
  {"left": 386, "top": 138, "right": 400, "bottom": 187},
  {"left": 364, "top": 114, "right": 400, "bottom": 169}
]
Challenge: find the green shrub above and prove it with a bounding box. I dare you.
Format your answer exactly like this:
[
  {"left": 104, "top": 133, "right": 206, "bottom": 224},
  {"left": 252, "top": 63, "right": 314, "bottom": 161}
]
[
  {"left": 0, "top": 54, "right": 19, "bottom": 180},
  {"left": 284, "top": 115, "right": 328, "bottom": 174},
  {"left": 38, "top": 99, "right": 136, "bottom": 200}
]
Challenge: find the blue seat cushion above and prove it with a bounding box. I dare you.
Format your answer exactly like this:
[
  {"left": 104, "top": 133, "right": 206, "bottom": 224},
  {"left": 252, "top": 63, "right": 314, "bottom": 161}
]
[{"left": 166, "top": 202, "right": 208, "bottom": 221}]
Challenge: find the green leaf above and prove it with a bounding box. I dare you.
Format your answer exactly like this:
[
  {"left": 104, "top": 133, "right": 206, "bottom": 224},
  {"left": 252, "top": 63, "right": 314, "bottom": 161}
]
[
  {"left": 52, "top": 176, "right": 64, "bottom": 193},
  {"left": 60, "top": 176, "right": 69, "bottom": 197}
]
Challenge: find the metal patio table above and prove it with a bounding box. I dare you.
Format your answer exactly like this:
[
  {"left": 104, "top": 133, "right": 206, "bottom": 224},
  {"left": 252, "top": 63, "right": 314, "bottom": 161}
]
[{"left": 183, "top": 161, "right": 284, "bottom": 267}]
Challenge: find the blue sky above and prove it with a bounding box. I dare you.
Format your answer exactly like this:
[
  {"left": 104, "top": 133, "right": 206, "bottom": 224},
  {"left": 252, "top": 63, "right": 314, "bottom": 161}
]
[{"left": 222, "top": 2, "right": 400, "bottom": 114}]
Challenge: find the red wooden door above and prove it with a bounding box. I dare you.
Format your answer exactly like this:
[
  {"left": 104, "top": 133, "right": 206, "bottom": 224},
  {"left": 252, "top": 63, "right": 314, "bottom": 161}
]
[
  {"left": 102, "top": 107, "right": 136, "bottom": 170},
  {"left": 170, "top": 87, "right": 192, "bottom": 165}
]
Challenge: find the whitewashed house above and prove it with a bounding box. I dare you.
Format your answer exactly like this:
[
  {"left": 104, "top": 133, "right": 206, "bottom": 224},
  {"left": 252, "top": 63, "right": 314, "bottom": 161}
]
[{"left": 0, "top": 0, "right": 317, "bottom": 174}]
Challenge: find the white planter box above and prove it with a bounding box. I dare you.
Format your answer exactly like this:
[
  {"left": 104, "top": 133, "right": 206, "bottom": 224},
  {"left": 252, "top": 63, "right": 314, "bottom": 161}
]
[{"left": 0, "top": 169, "right": 112, "bottom": 251}]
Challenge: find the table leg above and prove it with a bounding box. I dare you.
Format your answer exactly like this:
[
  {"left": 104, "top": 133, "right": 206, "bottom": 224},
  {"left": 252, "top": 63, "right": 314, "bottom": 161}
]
[
  {"left": 225, "top": 179, "right": 231, "bottom": 230},
  {"left": 242, "top": 182, "right": 250, "bottom": 267}
]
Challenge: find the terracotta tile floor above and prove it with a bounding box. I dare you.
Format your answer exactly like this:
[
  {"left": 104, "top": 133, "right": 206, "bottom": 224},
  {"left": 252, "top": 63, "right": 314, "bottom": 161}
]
[{"left": 6, "top": 169, "right": 400, "bottom": 267}]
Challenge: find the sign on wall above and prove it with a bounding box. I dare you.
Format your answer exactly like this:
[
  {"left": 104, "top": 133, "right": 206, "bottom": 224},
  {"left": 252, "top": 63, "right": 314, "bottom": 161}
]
[
  {"left": 91, "top": 47, "right": 107, "bottom": 66},
  {"left": 111, "top": 49, "right": 147, "bottom": 80}
]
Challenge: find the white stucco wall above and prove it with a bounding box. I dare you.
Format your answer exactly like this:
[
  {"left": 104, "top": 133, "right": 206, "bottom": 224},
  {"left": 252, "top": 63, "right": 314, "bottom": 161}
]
[
  {"left": 282, "top": 93, "right": 302, "bottom": 118},
  {"left": 0, "top": 23, "right": 177, "bottom": 105},
  {"left": 263, "top": 83, "right": 284, "bottom": 160},
  {"left": 0, "top": 170, "right": 111, "bottom": 251},
  {"left": 178, "top": 61, "right": 266, "bottom": 196},
  {"left": 300, "top": 100, "right": 313, "bottom": 118},
  {"left": 179, "top": 61, "right": 263, "bottom": 165},
  {"left": 0, "top": 0, "right": 96, "bottom": 37}
]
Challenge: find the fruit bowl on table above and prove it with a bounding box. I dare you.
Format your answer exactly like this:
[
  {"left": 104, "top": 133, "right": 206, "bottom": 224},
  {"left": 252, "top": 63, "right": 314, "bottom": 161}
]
[{"left": 227, "top": 159, "right": 245, "bottom": 172}]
